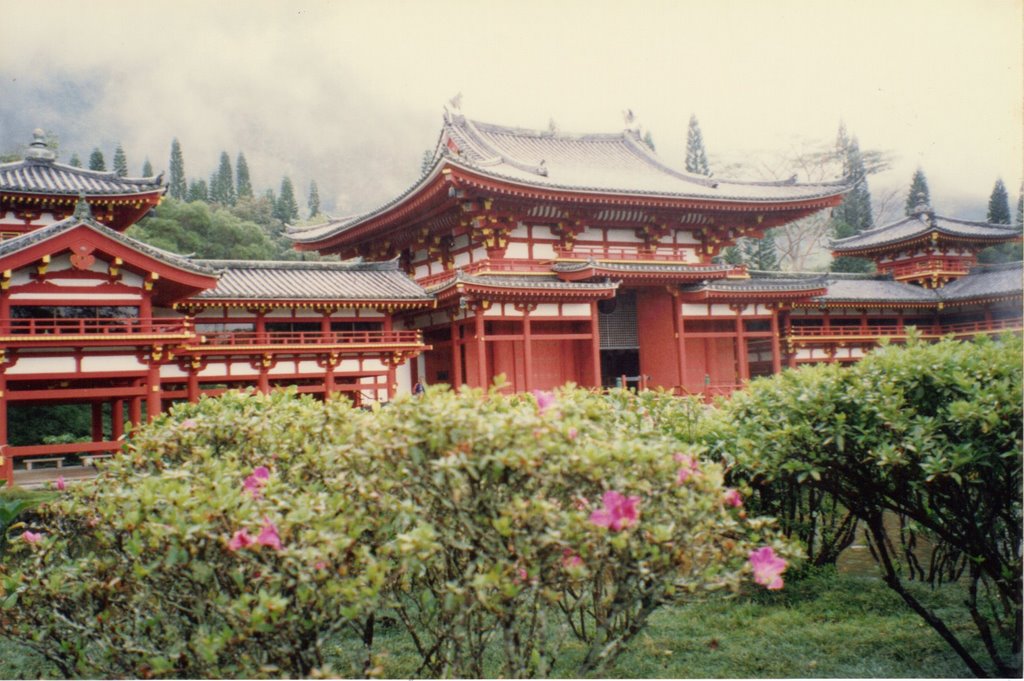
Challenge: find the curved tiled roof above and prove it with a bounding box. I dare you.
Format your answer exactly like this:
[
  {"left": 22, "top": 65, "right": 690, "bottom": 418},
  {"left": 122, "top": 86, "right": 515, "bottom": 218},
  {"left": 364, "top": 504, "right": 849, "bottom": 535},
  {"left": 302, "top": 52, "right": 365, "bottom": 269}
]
[
  {"left": 289, "top": 111, "right": 848, "bottom": 246},
  {"left": 938, "top": 262, "right": 1023, "bottom": 301},
  {"left": 831, "top": 211, "right": 1022, "bottom": 253},
  {"left": 551, "top": 260, "right": 735, "bottom": 275},
  {"left": 192, "top": 259, "right": 432, "bottom": 302},
  {"left": 426, "top": 271, "right": 619, "bottom": 295},
  {"left": 0, "top": 157, "right": 165, "bottom": 197}
]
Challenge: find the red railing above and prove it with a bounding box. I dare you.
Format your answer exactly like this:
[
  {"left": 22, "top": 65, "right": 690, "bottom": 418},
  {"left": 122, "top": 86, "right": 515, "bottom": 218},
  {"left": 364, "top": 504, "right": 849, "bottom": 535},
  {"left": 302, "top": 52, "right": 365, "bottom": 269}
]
[
  {"left": 0, "top": 317, "right": 189, "bottom": 336},
  {"left": 555, "top": 246, "right": 691, "bottom": 262},
  {"left": 788, "top": 318, "right": 1022, "bottom": 340},
  {"left": 885, "top": 257, "right": 972, "bottom": 279},
  {"left": 416, "top": 259, "right": 551, "bottom": 286},
  {"left": 197, "top": 329, "right": 422, "bottom": 347}
]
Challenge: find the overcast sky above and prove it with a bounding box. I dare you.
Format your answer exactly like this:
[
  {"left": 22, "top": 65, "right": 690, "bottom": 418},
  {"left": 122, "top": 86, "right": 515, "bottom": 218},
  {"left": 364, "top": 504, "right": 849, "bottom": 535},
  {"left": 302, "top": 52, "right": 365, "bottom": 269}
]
[{"left": 1, "top": 0, "right": 1021, "bottom": 220}]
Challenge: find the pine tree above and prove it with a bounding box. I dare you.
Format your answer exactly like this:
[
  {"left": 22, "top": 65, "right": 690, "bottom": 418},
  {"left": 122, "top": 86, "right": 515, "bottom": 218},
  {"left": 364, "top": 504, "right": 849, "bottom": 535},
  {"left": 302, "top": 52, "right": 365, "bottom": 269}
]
[
  {"left": 831, "top": 128, "right": 874, "bottom": 273},
  {"left": 209, "top": 152, "right": 235, "bottom": 206},
  {"left": 307, "top": 180, "right": 321, "bottom": 219},
  {"left": 987, "top": 179, "right": 1011, "bottom": 224},
  {"left": 142, "top": 158, "right": 153, "bottom": 177},
  {"left": 1017, "top": 184, "right": 1023, "bottom": 225},
  {"left": 643, "top": 131, "right": 656, "bottom": 151},
  {"left": 236, "top": 153, "right": 253, "bottom": 200},
  {"left": 685, "top": 114, "right": 711, "bottom": 176},
  {"left": 68, "top": 153, "right": 81, "bottom": 168},
  {"left": 904, "top": 169, "right": 931, "bottom": 215},
  {"left": 187, "top": 179, "right": 209, "bottom": 203},
  {"left": 274, "top": 177, "right": 299, "bottom": 222},
  {"left": 742, "top": 232, "right": 780, "bottom": 271},
  {"left": 169, "top": 139, "right": 187, "bottom": 201},
  {"left": 112, "top": 144, "right": 128, "bottom": 177},
  {"left": 88, "top": 148, "right": 106, "bottom": 171}
]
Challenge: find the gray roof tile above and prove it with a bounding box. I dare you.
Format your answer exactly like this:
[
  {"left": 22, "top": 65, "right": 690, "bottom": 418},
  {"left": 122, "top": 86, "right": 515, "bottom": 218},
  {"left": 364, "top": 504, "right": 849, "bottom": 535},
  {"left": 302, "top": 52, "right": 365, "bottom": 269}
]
[
  {"left": 832, "top": 212, "right": 1022, "bottom": 252},
  {"left": 938, "top": 262, "right": 1023, "bottom": 301},
  {"left": 0, "top": 158, "right": 165, "bottom": 196}
]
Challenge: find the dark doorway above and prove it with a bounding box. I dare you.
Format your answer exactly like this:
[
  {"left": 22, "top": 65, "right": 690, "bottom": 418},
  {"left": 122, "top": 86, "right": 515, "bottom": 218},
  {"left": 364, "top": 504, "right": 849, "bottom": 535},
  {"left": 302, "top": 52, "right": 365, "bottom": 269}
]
[{"left": 600, "top": 349, "right": 640, "bottom": 388}]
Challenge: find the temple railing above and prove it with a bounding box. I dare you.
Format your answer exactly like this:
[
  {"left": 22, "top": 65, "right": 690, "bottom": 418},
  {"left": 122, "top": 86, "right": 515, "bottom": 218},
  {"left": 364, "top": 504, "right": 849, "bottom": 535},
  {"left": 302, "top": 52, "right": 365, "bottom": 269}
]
[
  {"left": 787, "top": 318, "right": 1022, "bottom": 340},
  {"left": 0, "top": 317, "right": 191, "bottom": 340},
  {"left": 555, "top": 246, "right": 691, "bottom": 262},
  {"left": 884, "top": 257, "right": 972, "bottom": 279},
  {"left": 195, "top": 329, "right": 423, "bottom": 348}
]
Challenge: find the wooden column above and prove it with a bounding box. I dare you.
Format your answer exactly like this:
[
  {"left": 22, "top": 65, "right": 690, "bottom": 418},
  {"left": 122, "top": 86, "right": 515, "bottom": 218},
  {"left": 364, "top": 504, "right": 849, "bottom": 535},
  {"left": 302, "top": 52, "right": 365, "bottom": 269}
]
[
  {"left": 321, "top": 311, "right": 332, "bottom": 335},
  {"left": 770, "top": 306, "right": 783, "bottom": 375},
  {"left": 734, "top": 308, "right": 749, "bottom": 383},
  {"left": 324, "top": 355, "right": 336, "bottom": 399},
  {"left": 474, "top": 304, "right": 488, "bottom": 388},
  {"left": 187, "top": 363, "right": 200, "bottom": 403},
  {"left": 112, "top": 399, "right": 125, "bottom": 440},
  {"left": 522, "top": 309, "right": 534, "bottom": 392},
  {"left": 91, "top": 402, "right": 104, "bottom": 441},
  {"left": 257, "top": 356, "right": 271, "bottom": 394},
  {"left": 129, "top": 396, "right": 142, "bottom": 429},
  {"left": 146, "top": 360, "right": 162, "bottom": 421},
  {"left": 0, "top": 372, "right": 10, "bottom": 488},
  {"left": 589, "top": 301, "right": 602, "bottom": 388},
  {"left": 450, "top": 318, "right": 463, "bottom": 388},
  {"left": 672, "top": 293, "right": 686, "bottom": 389},
  {"left": 897, "top": 309, "right": 905, "bottom": 334},
  {"left": 785, "top": 312, "right": 797, "bottom": 369}
]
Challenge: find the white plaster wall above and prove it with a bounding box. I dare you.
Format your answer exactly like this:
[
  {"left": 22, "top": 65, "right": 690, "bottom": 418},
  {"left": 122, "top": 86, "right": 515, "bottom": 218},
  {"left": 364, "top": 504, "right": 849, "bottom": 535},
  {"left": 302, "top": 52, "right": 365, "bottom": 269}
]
[
  {"left": 533, "top": 243, "right": 556, "bottom": 259},
  {"left": 561, "top": 303, "right": 591, "bottom": 317},
  {"left": 395, "top": 361, "right": 412, "bottom": 395},
  {"left": 532, "top": 303, "right": 562, "bottom": 317},
  {"left": 505, "top": 242, "right": 529, "bottom": 258},
  {"left": 682, "top": 303, "right": 709, "bottom": 317},
  {"left": 79, "top": 355, "right": 147, "bottom": 372},
  {"left": 7, "top": 356, "right": 76, "bottom": 375},
  {"left": 453, "top": 251, "right": 471, "bottom": 268}
]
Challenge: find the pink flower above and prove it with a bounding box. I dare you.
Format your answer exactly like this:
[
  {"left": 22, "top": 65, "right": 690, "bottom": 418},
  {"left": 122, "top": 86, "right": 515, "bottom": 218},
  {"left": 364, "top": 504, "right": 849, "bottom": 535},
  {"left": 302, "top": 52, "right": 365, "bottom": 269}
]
[
  {"left": 257, "top": 517, "right": 282, "bottom": 551},
  {"left": 561, "top": 549, "right": 584, "bottom": 568},
  {"left": 181, "top": 418, "right": 198, "bottom": 430},
  {"left": 589, "top": 490, "right": 641, "bottom": 531},
  {"left": 54, "top": 476, "right": 66, "bottom": 491},
  {"left": 242, "top": 466, "right": 271, "bottom": 498},
  {"left": 749, "top": 546, "right": 788, "bottom": 590},
  {"left": 723, "top": 488, "right": 743, "bottom": 508},
  {"left": 674, "top": 453, "right": 699, "bottom": 484},
  {"left": 227, "top": 529, "right": 254, "bottom": 551},
  {"left": 567, "top": 427, "right": 578, "bottom": 440},
  {"left": 532, "top": 390, "right": 556, "bottom": 414},
  {"left": 21, "top": 531, "right": 42, "bottom": 544},
  {"left": 314, "top": 560, "right": 328, "bottom": 571},
  {"left": 573, "top": 495, "right": 590, "bottom": 511}
]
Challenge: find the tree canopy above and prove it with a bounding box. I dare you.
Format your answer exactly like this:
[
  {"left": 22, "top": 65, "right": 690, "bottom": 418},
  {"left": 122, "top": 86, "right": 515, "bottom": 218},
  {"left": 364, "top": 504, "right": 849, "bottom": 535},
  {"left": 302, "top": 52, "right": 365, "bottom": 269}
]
[
  {"left": 904, "top": 168, "right": 931, "bottom": 215},
  {"left": 168, "top": 139, "right": 187, "bottom": 201},
  {"left": 685, "top": 114, "right": 711, "bottom": 176},
  {"left": 987, "top": 178, "right": 1011, "bottom": 224}
]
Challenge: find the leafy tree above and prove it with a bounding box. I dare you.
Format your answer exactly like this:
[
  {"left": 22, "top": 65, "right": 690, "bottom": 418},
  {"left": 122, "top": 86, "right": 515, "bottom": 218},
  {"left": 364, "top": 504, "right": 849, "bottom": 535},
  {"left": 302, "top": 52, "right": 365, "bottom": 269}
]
[
  {"left": 168, "top": 139, "right": 187, "bottom": 200},
  {"left": 307, "top": 180, "right": 321, "bottom": 219},
  {"left": 186, "top": 179, "right": 209, "bottom": 203},
  {"left": 112, "top": 144, "right": 128, "bottom": 177},
  {"left": 68, "top": 152, "right": 81, "bottom": 168},
  {"left": 88, "top": 148, "right": 106, "bottom": 171},
  {"left": 141, "top": 158, "right": 153, "bottom": 177},
  {"left": 209, "top": 151, "right": 235, "bottom": 206},
  {"left": 904, "top": 168, "right": 931, "bottom": 215},
  {"left": 685, "top": 114, "right": 711, "bottom": 176},
  {"left": 719, "top": 334, "right": 1023, "bottom": 677},
  {"left": 235, "top": 152, "right": 253, "bottom": 200},
  {"left": 987, "top": 178, "right": 1011, "bottom": 224},
  {"left": 128, "top": 198, "right": 280, "bottom": 260},
  {"left": 274, "top": 176, "right": 299, "bottom": 223}
]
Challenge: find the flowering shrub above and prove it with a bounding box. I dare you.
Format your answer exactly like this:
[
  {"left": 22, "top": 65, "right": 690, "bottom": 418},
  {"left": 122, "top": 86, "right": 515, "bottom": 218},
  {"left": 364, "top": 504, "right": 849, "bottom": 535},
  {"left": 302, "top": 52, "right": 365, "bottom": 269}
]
[
  {"left": 354, "top": 382, "right": 796, "bottom": 677},
  {"left": 0, "top": 390, "right": 384, "bottom": 678}
]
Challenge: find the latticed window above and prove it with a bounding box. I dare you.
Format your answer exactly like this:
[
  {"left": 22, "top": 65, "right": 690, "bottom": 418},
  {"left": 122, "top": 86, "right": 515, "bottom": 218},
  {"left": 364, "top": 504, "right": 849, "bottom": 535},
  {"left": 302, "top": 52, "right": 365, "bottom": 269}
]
[{"left": 598, "top": 291, "right": 638, "bottom": 350}]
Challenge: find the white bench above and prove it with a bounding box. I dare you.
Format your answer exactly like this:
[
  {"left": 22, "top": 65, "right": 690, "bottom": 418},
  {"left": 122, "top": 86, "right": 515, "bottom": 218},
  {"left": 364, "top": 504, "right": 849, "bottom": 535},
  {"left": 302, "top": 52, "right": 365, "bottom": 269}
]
[
  {"left": 80, "top": 454, "right": 114, "bottom": 467},
  {"left": 24, "top": 457, "right": 65, "bottom": 470}
]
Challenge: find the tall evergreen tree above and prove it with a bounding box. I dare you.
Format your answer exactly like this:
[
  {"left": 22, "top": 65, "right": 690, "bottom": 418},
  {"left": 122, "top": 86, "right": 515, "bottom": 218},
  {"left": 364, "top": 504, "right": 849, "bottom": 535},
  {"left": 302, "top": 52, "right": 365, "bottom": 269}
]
[
  {"left": 685, "top": 114, "right": 711, "bottom": 176},
  {"left": 742, "top": 231, "right": 780, "bottom": 271},
  {"left": 112, "top": 144, "right": 128, "bottom": 177},
  {"left": 186, "top": 179, "right": 209, "bottom": 203},
  {"left": 209, "top": 152, "right": 235, "bottom": 206},
  {"left": 986, "top": 179, "right": 1011, "bottom": 224},
  {"left": 88, "top": 148, "right": 106, "bottom": 171},
  {"left": 274, "top": 177, "right": 299, "bottom": 222},
  {"left": 141, "top": 158, "right": 153, "bottom": 177},
  {"left": 169, "top": 139, "right": 187, "bottom": 201},
  {"left": 235, "top": 153, "right": 253, "bottom": 200},
  {"left": 307, "top": 180, "right": 321, "bottom": 219},
  {"left": 68, "top": 152, "right": 81, "bottom": 168},
  {"left": 1017, "top": 184, "right": 1023, "bottom": 225},
  {"left": 831, "top": 127, "right": 874, "bottom": 273},
  {"left": 904, "top": 169, "right": 932, "bottom": 215}
]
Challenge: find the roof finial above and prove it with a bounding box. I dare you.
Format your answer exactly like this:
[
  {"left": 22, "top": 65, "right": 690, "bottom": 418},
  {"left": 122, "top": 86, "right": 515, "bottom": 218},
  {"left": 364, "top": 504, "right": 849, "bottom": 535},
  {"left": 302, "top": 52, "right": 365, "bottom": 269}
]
[
  {"left": 26, "top": 128, "right": 56, "bottom": 162},
  {"left": 73, "top": 192, "right": 93, "bottom": 220},
  {"left": 448, "top": 92, "right": 463, "bottom": 111},
  {"left": 911, "top": 202, "right": 934, "bottom": 218}
]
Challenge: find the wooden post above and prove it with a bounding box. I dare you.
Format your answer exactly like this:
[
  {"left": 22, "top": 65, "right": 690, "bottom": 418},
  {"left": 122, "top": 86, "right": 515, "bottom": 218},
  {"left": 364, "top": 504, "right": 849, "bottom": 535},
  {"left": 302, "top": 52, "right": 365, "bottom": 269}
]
[
  {"left": 187, "top": 364, "right": 200, "bottom": 403},
  {"left": 450, "top": 318, "right": 463, "bottom": 388},
  {"left": 112, "top": 399, "right": 125, "bottom": 440},
  {"left": 522, "top": 311, "right": 533, "bottom": 392},
  {"left": 475, "top": 304, "right": 488, "bottom": 388},
  {"left": 146, "top": 361, "right": 162, "bottom": 421},
  {"left": 0, "top": 373, "right": 10, "bottom": 487},
  {"left": 770, "top": 307, "right": 782, "bottom": 375},
  {"left": 735, "top": 310, "right": 749, "bottom": 384},
  {"left": 589, "top": 301, "right": 602, "bottom": 388},
  {"left": 672, "top": 293, "right": 686, "bottom": 389},
  {"left": 91, "top": 402, "right": 104, "bottom": 441},
  {"left": 129, "top": 395, "right": 142, "bottom": 428}
]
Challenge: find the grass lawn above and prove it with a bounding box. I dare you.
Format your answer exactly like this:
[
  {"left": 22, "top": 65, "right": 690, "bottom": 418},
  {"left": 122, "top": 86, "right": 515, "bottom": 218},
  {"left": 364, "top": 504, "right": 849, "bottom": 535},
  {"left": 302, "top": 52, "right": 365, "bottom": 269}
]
[{"left": 322, "top": 569, "right": 978, "bottom": 678}]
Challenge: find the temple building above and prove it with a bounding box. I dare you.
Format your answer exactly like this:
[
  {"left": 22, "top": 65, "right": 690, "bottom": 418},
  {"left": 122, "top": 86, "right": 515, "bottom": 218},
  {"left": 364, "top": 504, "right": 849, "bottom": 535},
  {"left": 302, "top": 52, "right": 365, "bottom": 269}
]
[{"left": 1, "top": 117, "right": 1021, "bottom": 486}]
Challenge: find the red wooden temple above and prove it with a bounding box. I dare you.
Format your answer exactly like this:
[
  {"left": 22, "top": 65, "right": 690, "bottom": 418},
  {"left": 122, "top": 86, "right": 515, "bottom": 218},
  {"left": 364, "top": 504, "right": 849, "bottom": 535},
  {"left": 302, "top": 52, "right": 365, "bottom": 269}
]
[{"left": 1, "top": 118, "right": 1021, "bottom": 485}]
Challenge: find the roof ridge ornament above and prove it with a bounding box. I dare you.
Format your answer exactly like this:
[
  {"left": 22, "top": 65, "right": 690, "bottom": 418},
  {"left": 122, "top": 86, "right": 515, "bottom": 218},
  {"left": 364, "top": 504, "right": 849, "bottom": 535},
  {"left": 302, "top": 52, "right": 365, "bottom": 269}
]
[
  {"left": 73, "top": 192, "right": 93, "bottom": 220},
  {"left": 25, "top": 128, "right": 56, "bottom": 162}
]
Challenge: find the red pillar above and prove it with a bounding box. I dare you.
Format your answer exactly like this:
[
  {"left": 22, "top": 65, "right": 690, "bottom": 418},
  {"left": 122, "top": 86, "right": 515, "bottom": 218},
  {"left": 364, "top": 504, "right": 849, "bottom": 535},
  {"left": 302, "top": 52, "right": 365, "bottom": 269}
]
[
  {"left": 187, "top": 365, "right": 200, "bottom": 403},
  {"left": 129, "top": 396, "right": 142, "bottom": 429},
  {"left": 0, "top": 373, "right": 10, "bottom": 487},
  {"left": 146, "top": 361, "right": 162, "bottom": 421},
  {"left": 770, "top": 307, "right": 783, "bottom": 375},
  {"left": 324, "top": 357, "right": 336, "bottom": 399},
  {"left": 474, "top": 305, "right": 488, "bottom": 388},
  {"left": 522, "top": 312, "right": 533, "bottom": 392},
  {"left": 672, "top": 294, "right": 686, "bottom": 389},
  {"left": 735, "top": 311, "right": 749, "bottom": 384},
  {"left": 450, "top": 318, "right": 463, "bottom": 388},
  {"left": 257, "top": 359, "right": 270, "bottom": 394},
  {"left": 589, "top": 301, "right": 602, "bottom": 388}
]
